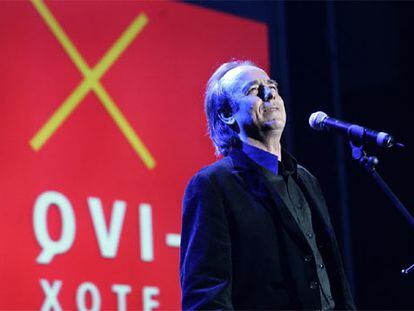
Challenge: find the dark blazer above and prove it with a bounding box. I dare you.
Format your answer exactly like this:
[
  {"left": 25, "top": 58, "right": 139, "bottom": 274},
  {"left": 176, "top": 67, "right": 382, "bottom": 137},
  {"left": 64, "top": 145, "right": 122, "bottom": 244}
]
[{"left": 180, "top": 148, "right": 355, "bottom": 310}]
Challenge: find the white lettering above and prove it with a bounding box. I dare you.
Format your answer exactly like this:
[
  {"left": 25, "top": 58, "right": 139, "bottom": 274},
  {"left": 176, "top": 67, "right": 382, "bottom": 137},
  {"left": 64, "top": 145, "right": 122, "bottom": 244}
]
[
  {"left": 143, "top": 286, "right": 159, "bottom": 311},
  {"left": 165, "top": 233, "right": 180, "bottom": 248},
  {"left": 39, "top": 279, "right": 62, "bottom": 311},
  {"left": 34, "top": 191, "right": 76, "bottom": 264},
  {"left": 139, "top": 203, "right": 154, "bottom": 262},
  {"left": 111, "top": 284, "right": 131, "bottom": 311},
  {"left": 88, "top": 197, "right": 126, "bottom": 258},
  {"left": 76, "top": 282, "right": 101, "bottom": 311}
]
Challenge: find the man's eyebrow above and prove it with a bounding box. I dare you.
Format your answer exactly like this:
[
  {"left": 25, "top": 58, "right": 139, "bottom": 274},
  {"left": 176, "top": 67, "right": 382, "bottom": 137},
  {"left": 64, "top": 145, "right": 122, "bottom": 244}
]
[
  {"left": 267, "top": 79, "right": 278, "bottom": 86},
  {"left": 243, "top": 79, "right": 278, "bottom": 92},
  {"left": 242, "top": 79, "right": 258, "bottom": 90}
]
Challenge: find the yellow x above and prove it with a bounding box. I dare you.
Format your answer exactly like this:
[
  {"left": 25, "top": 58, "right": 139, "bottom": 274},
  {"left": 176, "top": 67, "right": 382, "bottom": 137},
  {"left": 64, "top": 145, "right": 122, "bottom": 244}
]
[{"left": 30, "top": 0, "right": 156, "bottom": 169}]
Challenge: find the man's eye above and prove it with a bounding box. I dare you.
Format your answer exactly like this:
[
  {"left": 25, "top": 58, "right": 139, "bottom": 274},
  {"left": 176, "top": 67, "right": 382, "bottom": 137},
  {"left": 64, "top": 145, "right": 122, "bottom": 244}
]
[
  {"left": 269, "top": 85, "right": 278, "bottom": 91},
  {"left": 247, "top": 86, "right": 259, "bottom": 94}
]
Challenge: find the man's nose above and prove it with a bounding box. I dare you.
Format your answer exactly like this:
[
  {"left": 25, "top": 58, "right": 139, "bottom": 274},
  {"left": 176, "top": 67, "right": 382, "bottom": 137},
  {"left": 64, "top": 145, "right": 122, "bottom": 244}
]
[{"left": 259, "top": 86, "right": 275, "bottom": 102}]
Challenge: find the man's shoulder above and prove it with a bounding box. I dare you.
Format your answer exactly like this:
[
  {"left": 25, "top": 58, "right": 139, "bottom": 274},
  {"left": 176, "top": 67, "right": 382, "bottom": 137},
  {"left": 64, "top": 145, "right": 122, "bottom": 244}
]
[
  {"left": 297, "top": 164, "right": 317, "bottom": 181},
  {"left": 183, "top": 156, "right": 235, "bottom": 197},
  {"left": 191, "top": 156, "right": 234, "bottom": 181},
  {"left": 296, "top": 164, "right": 324, "bottom": 195}
]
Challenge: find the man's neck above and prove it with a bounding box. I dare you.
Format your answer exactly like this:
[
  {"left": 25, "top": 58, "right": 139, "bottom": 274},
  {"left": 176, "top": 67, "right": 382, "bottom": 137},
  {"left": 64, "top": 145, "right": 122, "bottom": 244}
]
[{"left": 241, "top": 136, "right": 282, "bottom": 161}]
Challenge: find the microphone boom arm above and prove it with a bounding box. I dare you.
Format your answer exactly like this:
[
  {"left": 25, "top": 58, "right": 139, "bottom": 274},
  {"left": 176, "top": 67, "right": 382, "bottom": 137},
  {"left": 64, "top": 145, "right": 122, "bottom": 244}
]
[{"left": 348, "top": 140, "right": 414, "bottom": 274}]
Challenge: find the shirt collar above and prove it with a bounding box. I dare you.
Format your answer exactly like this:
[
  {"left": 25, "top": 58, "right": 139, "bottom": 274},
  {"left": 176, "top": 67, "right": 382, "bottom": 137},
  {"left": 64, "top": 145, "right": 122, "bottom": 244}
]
[
  {"left": 279, "top": 148, "right": 298, "bottom": 179},
  {"left": 241, "top": 142, "right": 278, "bottom": 175},
  {"left": 241, "top": 142, "right": 298, "bottom": 178}
]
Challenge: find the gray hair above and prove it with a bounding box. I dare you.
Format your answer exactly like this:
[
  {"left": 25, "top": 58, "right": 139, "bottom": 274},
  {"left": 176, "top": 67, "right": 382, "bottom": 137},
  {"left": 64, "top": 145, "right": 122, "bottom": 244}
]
[{"left": 204, "top": 60, "right": 256, "bottom": 156}]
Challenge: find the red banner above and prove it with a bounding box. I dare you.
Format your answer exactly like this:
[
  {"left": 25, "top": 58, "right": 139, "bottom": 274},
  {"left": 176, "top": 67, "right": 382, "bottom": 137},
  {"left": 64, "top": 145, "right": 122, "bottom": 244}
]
[{"left": 0, "top": 1, "right": 269, "bottom": 309}]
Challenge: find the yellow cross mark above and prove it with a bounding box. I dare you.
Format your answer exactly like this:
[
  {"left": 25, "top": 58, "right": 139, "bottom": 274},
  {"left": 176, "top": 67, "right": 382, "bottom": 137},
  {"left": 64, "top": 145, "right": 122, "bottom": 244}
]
[{"left": 30, "top": 0, "right": 156, "bottom": 169}]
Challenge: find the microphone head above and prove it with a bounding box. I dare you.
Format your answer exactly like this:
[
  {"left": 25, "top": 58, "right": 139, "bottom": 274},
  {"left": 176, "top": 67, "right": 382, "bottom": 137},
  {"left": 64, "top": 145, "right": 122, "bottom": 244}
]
[{"left": 309, "top": 111, "right": 328, "bottom": 130}]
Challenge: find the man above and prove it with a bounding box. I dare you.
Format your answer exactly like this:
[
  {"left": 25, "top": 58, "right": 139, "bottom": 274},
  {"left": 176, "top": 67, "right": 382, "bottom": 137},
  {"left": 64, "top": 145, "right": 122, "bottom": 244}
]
[{"left": 180, "top": 60, "right": 355, "bottom": 310}]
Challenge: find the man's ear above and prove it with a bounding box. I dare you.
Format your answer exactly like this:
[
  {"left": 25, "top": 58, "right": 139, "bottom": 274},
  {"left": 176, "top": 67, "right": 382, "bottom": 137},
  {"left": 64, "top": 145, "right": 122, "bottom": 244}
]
[{"left": 218, "top": 111, "right": 236, "bottom": 125}]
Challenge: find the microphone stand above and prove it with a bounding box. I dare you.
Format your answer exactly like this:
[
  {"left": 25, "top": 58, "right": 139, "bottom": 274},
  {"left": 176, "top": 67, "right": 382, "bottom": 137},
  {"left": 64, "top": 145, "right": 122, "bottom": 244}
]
[{"left": 348, "top": 140, "right": 414, "bottom": 274}]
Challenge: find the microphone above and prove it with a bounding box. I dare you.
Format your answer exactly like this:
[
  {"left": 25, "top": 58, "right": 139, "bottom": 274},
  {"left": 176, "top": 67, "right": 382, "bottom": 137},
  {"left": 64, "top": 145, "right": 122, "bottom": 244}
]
[{"left": 309, "top": 111, "right": 403, "bottom": 148}]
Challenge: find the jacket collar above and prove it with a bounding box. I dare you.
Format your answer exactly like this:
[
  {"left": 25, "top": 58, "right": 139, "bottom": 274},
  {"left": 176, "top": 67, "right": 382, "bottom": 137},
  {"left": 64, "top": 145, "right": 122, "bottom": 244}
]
[{"left": 228, "top": 147, "right": 332, "bottom": 249}]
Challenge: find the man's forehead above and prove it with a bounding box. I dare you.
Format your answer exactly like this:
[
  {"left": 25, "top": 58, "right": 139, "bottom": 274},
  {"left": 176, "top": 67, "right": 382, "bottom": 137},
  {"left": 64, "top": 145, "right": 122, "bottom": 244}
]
[{"left": 221, "top": 65, "right": 269, "bottom": 89}]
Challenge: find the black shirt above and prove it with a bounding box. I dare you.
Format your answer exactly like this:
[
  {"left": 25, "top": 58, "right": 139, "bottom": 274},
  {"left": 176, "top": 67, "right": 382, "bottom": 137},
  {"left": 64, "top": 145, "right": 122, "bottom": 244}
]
[{"left": 242, "top": 144, "right": 335, "bottom": 310}]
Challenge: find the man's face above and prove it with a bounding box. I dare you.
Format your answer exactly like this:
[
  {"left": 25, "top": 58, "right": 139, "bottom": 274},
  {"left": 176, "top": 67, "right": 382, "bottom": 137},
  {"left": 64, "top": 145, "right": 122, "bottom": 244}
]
[{"left": 221, "top": 65, "right": 286, "bottom": 140}]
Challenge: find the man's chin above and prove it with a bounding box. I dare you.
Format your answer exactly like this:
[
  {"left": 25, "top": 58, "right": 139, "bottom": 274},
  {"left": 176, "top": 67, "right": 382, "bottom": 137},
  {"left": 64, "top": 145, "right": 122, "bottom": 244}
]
[{"left": 263, "top": 119, "right": 285, "bottom": 130}]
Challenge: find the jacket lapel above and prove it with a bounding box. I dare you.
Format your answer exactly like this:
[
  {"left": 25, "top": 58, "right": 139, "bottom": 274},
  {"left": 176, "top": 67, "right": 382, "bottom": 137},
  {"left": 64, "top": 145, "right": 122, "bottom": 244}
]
[
  {"left": 228, "top": 148, "right": 311, "bottom": 251},
  {"left": 229, "top": 149, "right": 275, "bottom": 216}
]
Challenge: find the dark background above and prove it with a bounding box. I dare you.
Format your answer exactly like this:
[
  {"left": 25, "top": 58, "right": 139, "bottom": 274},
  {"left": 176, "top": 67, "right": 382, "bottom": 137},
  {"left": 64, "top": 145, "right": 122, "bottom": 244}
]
[{"left": 189, "top": 1, "right": 413, "bottom": 309}]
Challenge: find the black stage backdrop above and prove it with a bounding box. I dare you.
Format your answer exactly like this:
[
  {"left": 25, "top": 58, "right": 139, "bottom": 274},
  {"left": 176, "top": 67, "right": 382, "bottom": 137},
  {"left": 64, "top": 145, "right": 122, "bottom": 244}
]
[{"left": 188, "top": 1, "right": 414, "bottom": 309}]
